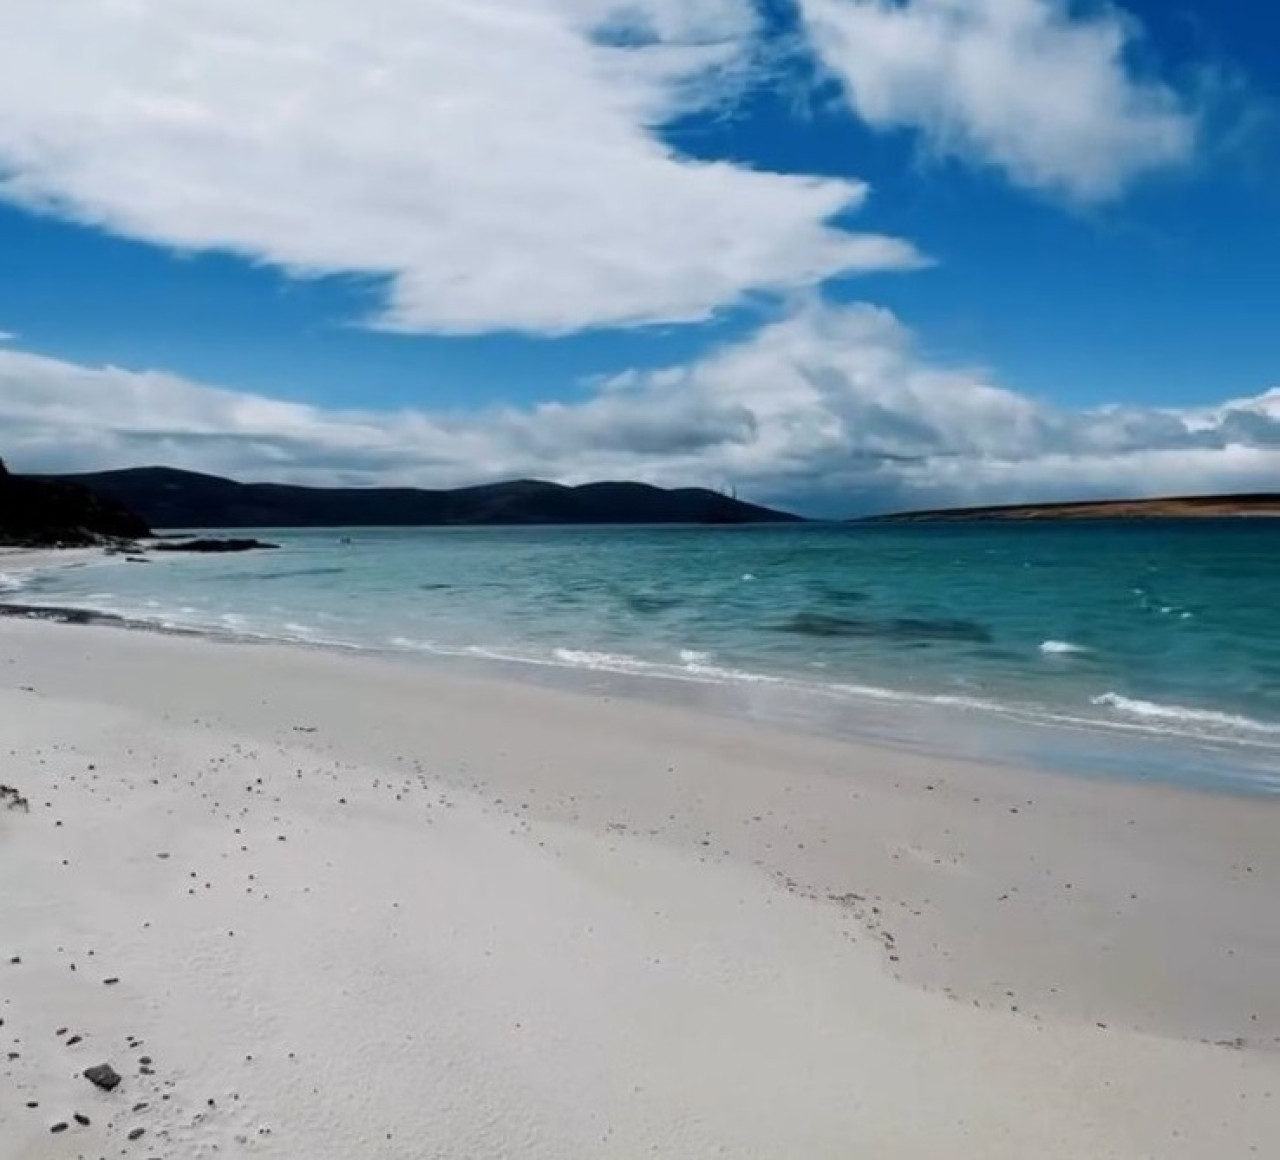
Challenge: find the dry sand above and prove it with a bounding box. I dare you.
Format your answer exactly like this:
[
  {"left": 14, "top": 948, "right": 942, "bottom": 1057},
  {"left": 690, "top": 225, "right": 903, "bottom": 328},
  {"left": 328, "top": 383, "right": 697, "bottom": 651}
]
[{"left": 1, "top": 612, "right": 1277, "bottom": 1158}]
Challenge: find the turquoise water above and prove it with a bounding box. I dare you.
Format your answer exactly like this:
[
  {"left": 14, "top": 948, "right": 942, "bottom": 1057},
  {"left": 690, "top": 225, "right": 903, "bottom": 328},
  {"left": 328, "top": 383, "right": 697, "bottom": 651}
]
[{"left": 6, "top": 522, "right": 1279, "bottom": 791}]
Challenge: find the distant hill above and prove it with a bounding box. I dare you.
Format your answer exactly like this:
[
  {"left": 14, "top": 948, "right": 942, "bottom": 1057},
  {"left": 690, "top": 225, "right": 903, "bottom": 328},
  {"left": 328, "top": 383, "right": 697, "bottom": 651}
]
[
  {"left": 41, "top": 467, "right": 801, "bottom": 529},
  {"left": 863, "top": 494, "right": 1280, "bottom": 523},
  {"left": 0, "top": 459, "right": 151, "bottom": 546}
]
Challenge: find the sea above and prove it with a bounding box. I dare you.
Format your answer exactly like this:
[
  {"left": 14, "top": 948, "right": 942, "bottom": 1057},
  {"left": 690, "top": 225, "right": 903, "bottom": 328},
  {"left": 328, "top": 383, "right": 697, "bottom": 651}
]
[{"left": 4, "top": 521, "right": 1279, "bottom": 794}]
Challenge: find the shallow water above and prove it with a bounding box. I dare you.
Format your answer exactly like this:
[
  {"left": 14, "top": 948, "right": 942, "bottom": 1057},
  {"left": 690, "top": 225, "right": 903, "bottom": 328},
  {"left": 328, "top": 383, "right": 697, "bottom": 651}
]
[{"left": 6, "top": 520, "right": 1279, "bottom": 792}]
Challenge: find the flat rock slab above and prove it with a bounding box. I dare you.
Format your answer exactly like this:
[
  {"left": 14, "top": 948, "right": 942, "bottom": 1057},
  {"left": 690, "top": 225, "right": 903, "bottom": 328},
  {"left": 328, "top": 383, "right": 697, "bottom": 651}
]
[{"left": 84, "top": 1063, "right": 122, "bottom": 1091}]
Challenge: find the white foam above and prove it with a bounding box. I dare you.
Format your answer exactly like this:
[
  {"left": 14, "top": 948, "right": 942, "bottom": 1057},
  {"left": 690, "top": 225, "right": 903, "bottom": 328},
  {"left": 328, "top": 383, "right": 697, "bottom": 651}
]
[
  {"left": 553, "top": 648, "right": 652, "bottom": 672},
  {"left": 681, "top": 659, "right": 783, "bottom": 684},
  {"left": 545, "top": 646, "right": 779, "bottom": 687},
  {"left": 388, "top": 635, "right": 436, "bottom": 650},
  {"left": 1040, "top": 640, "right": 1088, "bottom": 655},
  {"left": 1092, "top": 693, "right": 1280, "bottom": 736}
]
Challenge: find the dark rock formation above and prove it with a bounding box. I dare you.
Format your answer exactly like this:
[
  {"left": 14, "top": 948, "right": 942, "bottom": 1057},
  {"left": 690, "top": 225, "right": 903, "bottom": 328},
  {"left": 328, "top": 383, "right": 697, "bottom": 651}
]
[
  {"left": 0, "top": 459, "right": 151, "bottom": 546},
  {"left": 150, "top": 537, "right": 280, "bottom": 554},
  {"left": 45, "top": 466, "right": 802, "bottom": 528}
]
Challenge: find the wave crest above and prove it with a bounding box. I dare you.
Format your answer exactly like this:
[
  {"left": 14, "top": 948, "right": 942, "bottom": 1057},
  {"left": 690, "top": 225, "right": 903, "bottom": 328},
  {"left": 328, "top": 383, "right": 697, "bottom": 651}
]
[{"left": 1092, "top": 693, "right": 1280, "bottom": 736}]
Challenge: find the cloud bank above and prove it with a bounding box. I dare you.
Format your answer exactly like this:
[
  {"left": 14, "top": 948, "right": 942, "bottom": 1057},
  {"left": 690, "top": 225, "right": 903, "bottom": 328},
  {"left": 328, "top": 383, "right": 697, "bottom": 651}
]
[
  {"left": 798, "top": 0, "right": 1196, "bottom": 201},
  {"left": 0, "top": 0, "right": 919, "bottom": 336},
  {"left": 3, "top": 304, "right": 1275, "bottom": 516}
]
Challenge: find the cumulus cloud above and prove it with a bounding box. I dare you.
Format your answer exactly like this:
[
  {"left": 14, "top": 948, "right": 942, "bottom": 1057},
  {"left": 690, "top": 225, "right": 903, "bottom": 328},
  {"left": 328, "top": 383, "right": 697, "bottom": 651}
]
[
  {"left": 0, "top": 0, "right": 920, "bottom": 336},
  {"left": 798, "top": 0, "right": 1197, "bottom": 201},
  {"left": 3, "top": 306, "right": 1276, "bottom": 515}
]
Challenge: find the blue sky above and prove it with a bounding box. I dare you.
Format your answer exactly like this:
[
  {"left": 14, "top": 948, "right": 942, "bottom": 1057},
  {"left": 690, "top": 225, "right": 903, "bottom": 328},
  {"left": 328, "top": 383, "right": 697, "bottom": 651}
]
[{"left": 0, "top": 0, "right": 1276, "bottom": 514}]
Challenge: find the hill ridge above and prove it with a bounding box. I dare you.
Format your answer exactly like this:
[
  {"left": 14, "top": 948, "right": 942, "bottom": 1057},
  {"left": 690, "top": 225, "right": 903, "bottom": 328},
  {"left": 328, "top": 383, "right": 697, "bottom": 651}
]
[{"left": 42, "top": 467, "right": 801, "bottom": 528}]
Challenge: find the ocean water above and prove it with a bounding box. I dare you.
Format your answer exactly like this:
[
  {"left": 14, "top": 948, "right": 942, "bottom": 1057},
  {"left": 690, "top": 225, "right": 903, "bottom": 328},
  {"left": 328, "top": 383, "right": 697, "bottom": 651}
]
[{"left": 5, "top": 521, "right": 1279, "bottom": 792}]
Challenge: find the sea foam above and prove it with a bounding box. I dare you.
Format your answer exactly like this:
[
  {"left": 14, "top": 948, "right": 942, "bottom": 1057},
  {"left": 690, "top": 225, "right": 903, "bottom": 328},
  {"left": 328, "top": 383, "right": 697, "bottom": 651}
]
[{"left": 1092, "top": 693, "right": 1280, "bottom": 736}]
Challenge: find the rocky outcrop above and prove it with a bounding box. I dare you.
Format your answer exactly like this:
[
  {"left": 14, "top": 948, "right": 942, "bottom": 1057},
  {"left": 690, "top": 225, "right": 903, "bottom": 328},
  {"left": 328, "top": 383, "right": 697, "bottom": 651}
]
[
  {"left": 151, "top": 538, "right": 280, "bottom": 554},
  {"left": 0, "top": 459, "right": 151, "bottom": 546}
]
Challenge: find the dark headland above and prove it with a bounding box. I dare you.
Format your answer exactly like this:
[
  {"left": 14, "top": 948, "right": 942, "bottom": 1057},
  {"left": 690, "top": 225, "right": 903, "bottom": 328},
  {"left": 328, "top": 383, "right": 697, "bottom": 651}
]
[
  {"left": 38, "top": 466, "right": 801, "bottom": 528},
  {"left": 863, "top": 493, "right": 1280, "bottom": 522},
  {"left": 0, "top": 458, "right": 151, "bottom": 546}
]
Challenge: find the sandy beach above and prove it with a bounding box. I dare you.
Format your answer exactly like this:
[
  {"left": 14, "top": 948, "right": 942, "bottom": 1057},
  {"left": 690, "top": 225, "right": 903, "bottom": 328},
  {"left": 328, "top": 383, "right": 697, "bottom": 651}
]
[{"left": 1, "top": 607, "right": 1277, "bottom": 1158}]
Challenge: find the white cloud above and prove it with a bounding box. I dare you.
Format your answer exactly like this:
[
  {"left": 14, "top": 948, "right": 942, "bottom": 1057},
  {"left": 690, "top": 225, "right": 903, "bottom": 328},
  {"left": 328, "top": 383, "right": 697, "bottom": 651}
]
[
  {"left": 798, "top": 0, "right": 1196, "bottom": 201},
  {"left": 0, "top": 0, "right": 920, "bottom": 336},
  {"left": 2, "top": 307, "right": 1276, "bottom": 515},
  {"left": 0, "top": 330, "right": 14, "bottom": 342}
]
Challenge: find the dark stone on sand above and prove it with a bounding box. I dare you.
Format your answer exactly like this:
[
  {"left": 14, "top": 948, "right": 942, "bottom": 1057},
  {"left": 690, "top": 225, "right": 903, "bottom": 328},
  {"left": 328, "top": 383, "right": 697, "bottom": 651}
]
[
  {"left": 150, "top": 537, "right": 280, "bottom": 554},
  {"left": 128, "top": 1127, "right": 146, "bottom": 1140},
  {"left": 74, "top": 1113, "right": 90, "bottom": 1126},
  {"left": 50, "top": 1121, "right": 69, "bottom": 1134},
  {"left": 84, "top": 1063, "right": 122, "bottom": 1091}
]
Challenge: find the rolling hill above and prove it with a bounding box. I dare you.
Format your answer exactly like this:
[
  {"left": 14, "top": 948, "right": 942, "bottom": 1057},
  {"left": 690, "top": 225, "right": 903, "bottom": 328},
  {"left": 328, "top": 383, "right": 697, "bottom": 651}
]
[{"left": 41, "top": 467, "right": 801, "bottom": 529}]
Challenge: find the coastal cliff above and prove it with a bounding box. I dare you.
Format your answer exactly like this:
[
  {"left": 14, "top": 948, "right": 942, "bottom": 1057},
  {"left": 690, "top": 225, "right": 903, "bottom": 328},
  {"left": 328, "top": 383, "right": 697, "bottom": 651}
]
[{"left": 0, "top": 459, "right": 151, "bottom": 546}]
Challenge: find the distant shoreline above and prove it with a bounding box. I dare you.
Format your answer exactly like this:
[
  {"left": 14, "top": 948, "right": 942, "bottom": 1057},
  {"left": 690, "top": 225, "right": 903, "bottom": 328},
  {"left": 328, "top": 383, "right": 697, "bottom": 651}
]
[{"left": 864, "top": 493, "right": 1280, "bottom": 522}]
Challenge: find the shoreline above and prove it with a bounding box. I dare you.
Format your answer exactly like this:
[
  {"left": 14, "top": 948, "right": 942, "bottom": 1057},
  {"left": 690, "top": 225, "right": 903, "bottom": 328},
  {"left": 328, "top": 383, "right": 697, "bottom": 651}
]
[
  {"left": 2, "top": 614, "right": 1277, "bottom": 1156},
  {"left": 3, "top": 546, "right": 1279, "bottom": 799}
]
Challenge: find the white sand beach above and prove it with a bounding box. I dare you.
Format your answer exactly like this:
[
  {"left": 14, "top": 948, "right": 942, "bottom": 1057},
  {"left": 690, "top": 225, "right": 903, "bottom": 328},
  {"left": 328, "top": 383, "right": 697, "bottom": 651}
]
[{"left": 2, "top": 610, "right": 1277, "bottom": 1158}]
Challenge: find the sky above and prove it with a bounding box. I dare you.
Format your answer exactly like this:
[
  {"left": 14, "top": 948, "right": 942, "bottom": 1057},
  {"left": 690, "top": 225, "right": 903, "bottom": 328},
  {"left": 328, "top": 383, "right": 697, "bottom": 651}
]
[{"left": 0, "top": 0, "right": 1277, "bottom": 516}]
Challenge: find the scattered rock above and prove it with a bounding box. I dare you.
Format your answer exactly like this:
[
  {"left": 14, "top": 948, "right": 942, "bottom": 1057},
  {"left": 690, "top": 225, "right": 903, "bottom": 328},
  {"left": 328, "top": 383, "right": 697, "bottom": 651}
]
[
  {"left": 0, "top": 784, "right": 29, "bottom": 812},
  {"left": 84, "top": 1063, "right": 122, "bottom": 1091},
  {"left": 128, "top": 1127, "right": 146, "bottom": 1141}
]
